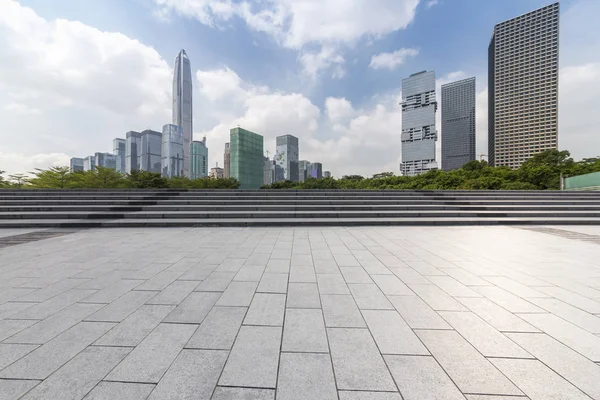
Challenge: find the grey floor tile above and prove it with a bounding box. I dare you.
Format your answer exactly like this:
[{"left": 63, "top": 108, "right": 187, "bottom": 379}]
[
  {"left": 0, "top": 321, "right": 114, "bottom": 380},
  {"left": 186, "top": 306, "right": 246, "bottom": 350},
  {"left": 371, "top": 274, "right": 413, "bottom": 296},
  {"left": 384, "top": 355, "right": 464, "bottom": 400},
  {"left": 178, "top": 264, "right": 216, "bottom": 281},
  {"left": 390, "top": 268, "right": 430, "bottom": 285},
  {"left": 0, "top": 302, "right": 33, "bottom": 320},
  {"left": 234, "top": 265, "right": 266, "bottom": 282},
  {"left": 80, "top": 279, "right": 143, "bottom": 304},
  {"left": 338, "top": 392, "right": 402, "bottom": 400},
  {"left": 84, "top": 382, "right": 155, "bottom": 400},
  {"left": 289, "top": 264, "right": 317, "bottom": 283},
  {"left": 147, "top": 349, "right": 228, "bottom": 400},
  {"left": 0, "top": 319, "right": 37, "bottom": 342},
  {"left": 427, "top": 276, "right": 482, "bottom": 297},
  {"left": 5, "top": 303, "right": 103, "bottom": 345},
  {"left": 196, "top": 272, "right": 236, "bottom": 292},
  {"left": 491, "top": 358, "right": 590, "bottom": 400},
  {"left": 507, "top": 332, "right": 600, "bottom": 399},
  {"left": 17, "top": 279, "right": 90, "bottom": 302},
  {"left": 408, "top": 284, "right": 467, "bottom": 311},
  {"left": 485, "top": 276, "right": 550, "bottom": 298},
  {"left": 164, "top": 291, "right": 221, "bottom": 324},
  {"left": 388, "top": 295, "right": 451, "bottom": 329},
  {"left": 211, "top": 387, "right": 275, "bottom": 400},
  {"left": 362, "top": 310, "right": 428, "bottom": 355},
  {"left": 265, "top": 259, "right": 290, "bottom": 274},
  {"left": 146, "top": 280, "right": 200, "bottom": 305},
  {"left": 442, "top": 268, "right": 491, "bottom": 286},
  {"left": 0, "top": 379, "right": 40, "bottom": 400},
  {"left": 472, "top": 286, "right": 544, "bottom": 313},
  {"left": 94, "top": 304, "right": 174, "bottom": 347},
  {"left": 217, "top": 281, "right": 258, "bottom": 307},
  {"left": 136, "top": 270, "right": 183, "bottom": 291},
  {"left": 106, "top": 323, "right": 197, "bottom": 383},
  {"left": 417, "top": 329, "right": 523, "bottom": 396},
  {"left": 527, "top": 297, "right": 600, "bottom": 333},
  {"left": 457, "top": 297, "right": 539, "bottom": 332},
  {"left": 314, "top": 260, "right": 339, "bottom": 274},
  {"left": 257, "top": 273, "right": 288, "bottom": 293},
  {"left": 0, "top": 343, "right": 38, "bottom": 370},
  {"left": 244, "top": 293, "right": 286, "bottom": 326},
  {"left": 518, "top": 313, "right": 600, "bottom": 361},
  {"left": 21, "top": 346, "right": 130, "bottom": 400},
  {"left": 287, "top": 283, "right": 321, "bottom": 308},
  {"left": 218, "top": 326, "right": 282, "bottom": 388},
  {"left": 317, "top": 273, "right": 350, "bottom": 295},
  {"left": 327, "top": 328, "right": 396, "bottom": 391},
  {"left": 439, "top": 311, "right": 531, "bottom": 358},
  {"left": 348, "top": 283, "right": 393, "bottom": 310},
  {"left": 12, "top": 289, "right": 96, "bottom": 320},
  {"left": 321, "top": 295, "right": 365, "bottom": 328},
  {"left": 86, "top": 290, "right": 157, "bottom": 322},
  {"left": 277, "top": 353, "right": 337, "bottom": 400},
  {"left": 340, "top": 267, "right": 372, "bottom": 284},
  {"left": 282, "top": 308, "right": 329, "bottom": 353},
  {"left": 464, "top": 396, "right": 528, "bottom": 400}
]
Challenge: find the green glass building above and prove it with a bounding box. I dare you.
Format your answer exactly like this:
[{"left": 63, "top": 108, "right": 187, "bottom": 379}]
[
  {"left": 190, "top": 137, "right": 208, "bottom": 179},
  {"left": 230, "top": 127, "right": 264, "bottom": 189}
]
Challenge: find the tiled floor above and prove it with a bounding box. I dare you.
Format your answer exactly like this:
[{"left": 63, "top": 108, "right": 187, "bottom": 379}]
[{"left": 1, "top": 226, "right": 600, "bottom": 399}]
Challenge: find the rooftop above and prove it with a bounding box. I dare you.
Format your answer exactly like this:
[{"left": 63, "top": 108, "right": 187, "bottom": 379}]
[{"left": 1, "top": 225, "right": 599, "bottom": 398}]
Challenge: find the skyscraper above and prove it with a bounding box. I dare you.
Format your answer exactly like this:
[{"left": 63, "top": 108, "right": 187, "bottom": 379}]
[
  {"left": 275, "top": 135, "right": 299, "bottom": 182},
  {"left": 95, "top": 152, "right": 117, "bottom": 170},
  {"left": 324, "top": 171, "right": 332, "bottom": 178},
  {"left": 263, "top": 156, "right": 275, "bottom": 186},
  {"left": 400, "top": 71, "right": 438, "bottom": 176},
  {"left": 70, "top": 157, "right": 84, "bottom": 172},
  {"left": 310, "top": 162, "right": 323, "bottom": 179},
  {"left": 83, "top": 155, "right": 96, "bottom": 172},
  {"left": 441, "top": 77, "right": 476, "bottom": 171},
  {"left": 298, "top": 160, "right": 311, "bottom": 182},
  {"left": 140, "top": 130, "right": 162, "bottom": 173},
  {"left": 162, "top": 124, "right": 184, "bottom": 178},
  {"left": 191, "top": 137, "right": 208, "bottom": 179},
  {"left": 224, "top": 142, "right": 230, "bottom": 178},
  {"left": 172, "top": 49, "right": 193, "bottom": 177},
  {"left": 125, "top": 131, "right": 142, "bottom": 173},
  {"left": 488, "top": 3, "right": 559, "bottom": 168},
  {"left": 230, "top": 127, "right": 264, "bottom": 189},
  {"left": 113, "top": 138, "right": 126, "bottom": 174}
]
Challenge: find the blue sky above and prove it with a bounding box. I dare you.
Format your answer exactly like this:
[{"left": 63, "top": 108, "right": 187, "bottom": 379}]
[{"left": 0, "top": 0, "right": 598, "bottom": 176}]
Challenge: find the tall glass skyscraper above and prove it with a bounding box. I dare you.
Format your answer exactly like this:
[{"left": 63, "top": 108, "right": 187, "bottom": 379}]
[
  {"left": 125, "top": 131, "right": 142, "bottom": 173},
  {"left": 70, "top": 157, "right": 84, "bottom": 172},
  {"left": 191, "top": 137, "right": 208, "bottom": 179},
  {"left": 441, "top": 77, "right": 476, "bottom": 171},
  {"left": 310, "top": 162, "right": 323, "bottom": 179},
  {"left": 400, "top": 70, "right": 438, "bottom": 177},
  {"left": 113, "top": 138, "right": 126, "bottom": 174},
  {"left": 275, "top": 135, "right": 299, "bottom": 182},
  {"left": 230, "top": 127, "right": 264, "bottom": 189},
  {"left": 95, "top": 152, "right": 117, "bottom": 170},
  {"left": 488, "top": 3, "right": 559, "bottom": 168},
  {"left": 83, "top": 156, "right": 96, "bottom": 172},
  {"left": 172, "top": 49, "right": 193, "bottom": 177},
  {"left": 140, "top": 130, "right": 162, "bottom": 173},
  {"left": 298, "top": 160, "right": 311, "bottom": 182},
  {"left": 162, "top": 124, "right": 184, "bottom": 178}
]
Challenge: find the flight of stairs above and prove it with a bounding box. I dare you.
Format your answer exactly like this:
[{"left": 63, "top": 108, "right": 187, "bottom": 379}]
[{"left": 0, "top": 189, "right": 599, "bottom": 227}]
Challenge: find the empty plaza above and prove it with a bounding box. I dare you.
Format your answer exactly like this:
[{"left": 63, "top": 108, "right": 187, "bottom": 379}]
[{"left": 1, "top": 225, "right": 600, "bottom": 399}]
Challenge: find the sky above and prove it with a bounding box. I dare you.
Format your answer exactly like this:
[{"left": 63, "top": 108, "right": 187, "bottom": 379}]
[{"left": 0, "top": 0, "right": 599, "bottom": 177}]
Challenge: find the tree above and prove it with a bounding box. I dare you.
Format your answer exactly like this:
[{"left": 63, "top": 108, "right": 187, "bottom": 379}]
[
  {"left": 372, "top": 172, "right": 394, "bottom": 179},
  {"left": 28, "top": 166, "right": 75, "bottom": 188},
  {"left": 0, "top": 170, "right": 7, "bottom": 188},
  {"left": 9, "top": 174, "right": 27, "bottom": 188},
  {"left": 79, "top": 168, "right": 124, "bottom": 188},
  {"left": 125, "top": 170, "right": 169, "bottom": 188}
]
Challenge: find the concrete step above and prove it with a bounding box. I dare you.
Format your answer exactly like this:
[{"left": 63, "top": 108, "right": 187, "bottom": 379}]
[
  {"left": 2, "top": 210, "right": 600, "bottom": 220},
  {"left": 0, "top": 216, "right": 599, "bottom": 228}
]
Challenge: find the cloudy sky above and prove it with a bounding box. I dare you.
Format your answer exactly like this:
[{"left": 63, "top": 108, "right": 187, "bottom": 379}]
[{"left": 0, "top": 0, "right": 598, "bottom": 176}]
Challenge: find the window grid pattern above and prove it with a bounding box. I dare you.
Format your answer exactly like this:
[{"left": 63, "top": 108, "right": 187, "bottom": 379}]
[{"left": 441, "top": 77, "right": 476, "bottom": 171}]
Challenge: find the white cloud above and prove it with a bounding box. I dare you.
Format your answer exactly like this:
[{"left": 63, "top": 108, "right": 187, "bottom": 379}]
[
  {"left": 426, "top": 0, "right": 439, "bottom": 8},
  {"left": 0, "top": 152, "right": 70, "bottom": 176},
  {"left": 298, "top": 46, "right": 345, "bottom": 79},
  {"left": 0, "top": 0, "right": 171, "bottom": 174},
  {"left": 155, "top": 0, "right": 421, "bottom": 76},
  {"left": 325, "top": 97, "right": 354, "bottom": 122},
  {"left": 369, "top": 48, "right": 419, "bottom": 70}
]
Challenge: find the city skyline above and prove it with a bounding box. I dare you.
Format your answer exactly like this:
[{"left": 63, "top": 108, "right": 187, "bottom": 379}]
[{"left": 1, "top": 0, "right": 598, "bottom": 177}]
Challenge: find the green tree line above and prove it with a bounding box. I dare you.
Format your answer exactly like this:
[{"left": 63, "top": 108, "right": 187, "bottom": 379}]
[
  {"left": 264, "top": 150, "right": 600, "bottom": 190},
  {"left": 0, "top": 167, "right": 240, "bottom": 189},
  {"left": 1, "top": 150, "right": 599, "bottom": 190}
]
